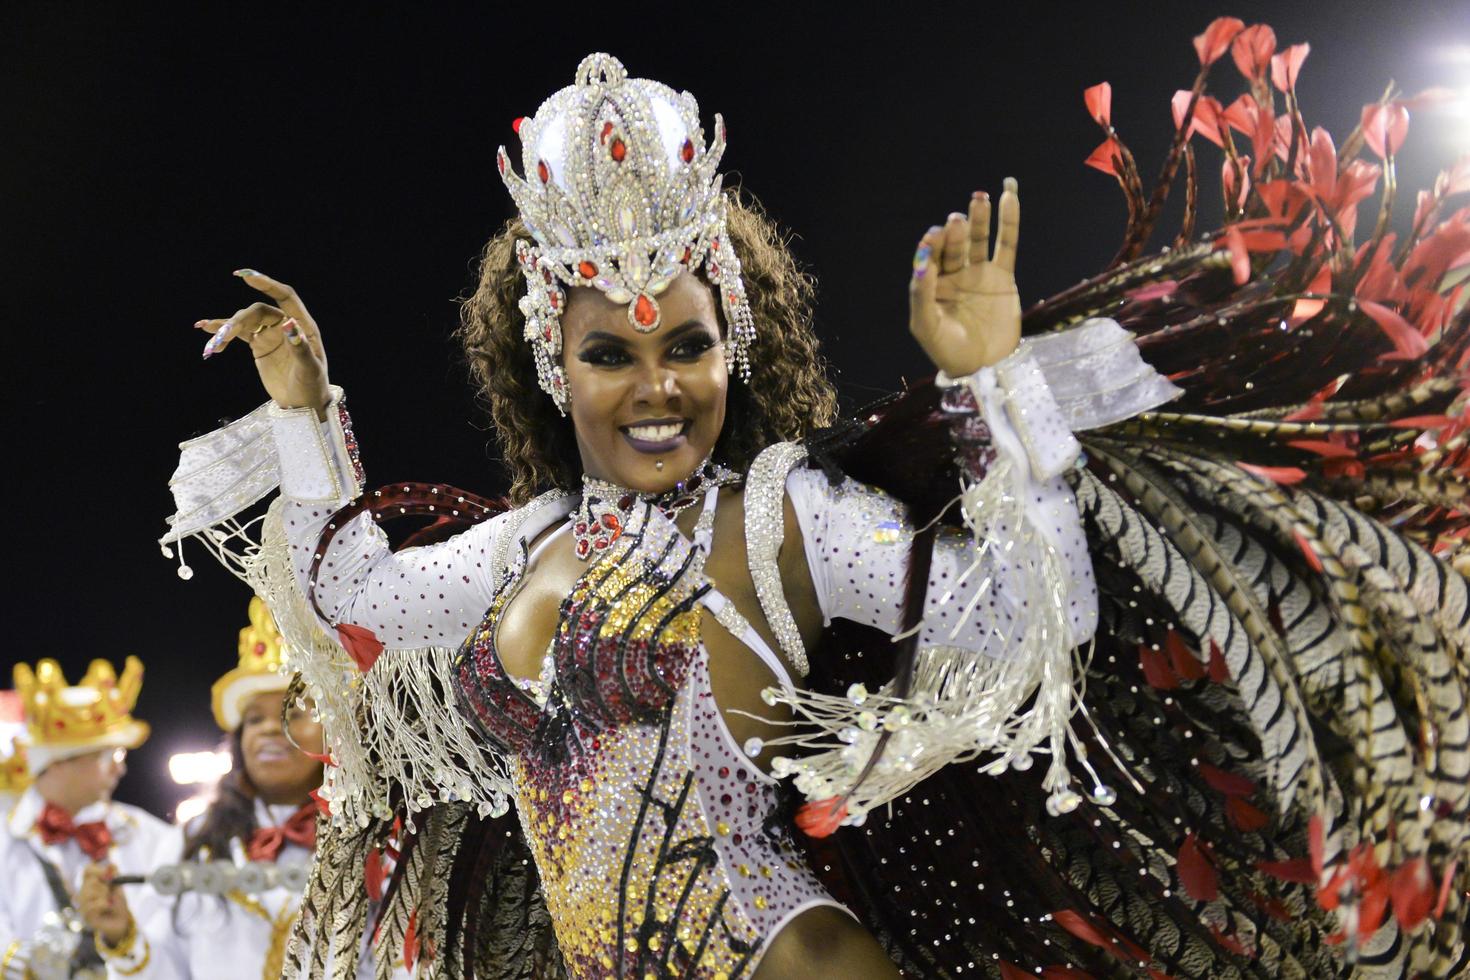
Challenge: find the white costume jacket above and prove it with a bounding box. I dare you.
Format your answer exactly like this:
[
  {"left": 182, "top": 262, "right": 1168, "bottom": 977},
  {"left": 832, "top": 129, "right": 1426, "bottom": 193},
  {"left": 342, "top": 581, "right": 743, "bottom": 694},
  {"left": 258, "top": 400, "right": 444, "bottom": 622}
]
[{"left": 2, "top": 788, "right": 176, "bottom": 980}]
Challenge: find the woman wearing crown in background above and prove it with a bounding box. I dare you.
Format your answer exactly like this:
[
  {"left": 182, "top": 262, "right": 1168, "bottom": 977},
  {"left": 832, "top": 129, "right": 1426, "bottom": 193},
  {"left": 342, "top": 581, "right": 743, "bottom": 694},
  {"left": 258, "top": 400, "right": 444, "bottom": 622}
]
[
  {"left": 163, "top": 20, "right": 1470, "bottom": 978},
  {"left": 3, "top": 660, "right": 174, "bottom": 980},
  {"left": 77, "top": 599, "right": 403, "bottom": 980}
]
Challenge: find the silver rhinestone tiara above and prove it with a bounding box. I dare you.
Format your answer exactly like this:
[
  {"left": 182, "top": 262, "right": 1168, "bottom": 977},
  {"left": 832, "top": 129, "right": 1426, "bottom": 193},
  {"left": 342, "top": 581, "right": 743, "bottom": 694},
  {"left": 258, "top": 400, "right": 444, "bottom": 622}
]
[{"left": 498, "top": 53, "right": 756, "bottom": 412}]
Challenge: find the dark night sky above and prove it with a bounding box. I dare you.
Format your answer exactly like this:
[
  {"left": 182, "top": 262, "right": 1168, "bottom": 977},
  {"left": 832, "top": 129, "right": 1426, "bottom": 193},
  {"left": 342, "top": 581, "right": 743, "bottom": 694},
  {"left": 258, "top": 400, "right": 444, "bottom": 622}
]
[{"left": 4, "top": 2, "right": 1468, "bottom": 818}]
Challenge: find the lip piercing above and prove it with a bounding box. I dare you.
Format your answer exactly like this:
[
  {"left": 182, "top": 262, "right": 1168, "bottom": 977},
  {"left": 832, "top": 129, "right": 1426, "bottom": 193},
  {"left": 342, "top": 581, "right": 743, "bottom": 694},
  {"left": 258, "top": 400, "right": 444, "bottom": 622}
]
[{"left": 655, "top": 460, "right": 664, "bottom": 471}]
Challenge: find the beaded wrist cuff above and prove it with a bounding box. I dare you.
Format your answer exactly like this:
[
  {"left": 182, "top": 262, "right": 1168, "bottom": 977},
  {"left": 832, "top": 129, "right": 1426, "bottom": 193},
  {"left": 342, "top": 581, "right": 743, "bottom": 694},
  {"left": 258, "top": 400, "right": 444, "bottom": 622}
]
[{"left": 268, "top": 387, "right": 363, "bottom": 506}]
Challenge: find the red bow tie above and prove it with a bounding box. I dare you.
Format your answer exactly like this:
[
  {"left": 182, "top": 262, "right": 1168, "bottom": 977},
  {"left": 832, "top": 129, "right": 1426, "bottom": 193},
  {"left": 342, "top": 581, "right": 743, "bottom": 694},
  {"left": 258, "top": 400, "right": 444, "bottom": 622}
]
[
  {"left": 246, "top": 803, "right": 318, "bottom": 862},
  {"left": 35, "top": 802, "right": 113, "bottom": 861}
]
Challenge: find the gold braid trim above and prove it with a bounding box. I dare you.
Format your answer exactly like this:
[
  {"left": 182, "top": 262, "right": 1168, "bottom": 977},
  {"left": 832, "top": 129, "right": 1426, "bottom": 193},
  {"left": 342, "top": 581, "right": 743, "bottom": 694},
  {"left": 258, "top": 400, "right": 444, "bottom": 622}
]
[
  {"left": 228, "top": 890, "right": 300, "bottom": 980},
  {"left": 2, "top": 939, "right": 26, "bottom": 979},
  {"left": 110, "top": 937, "right": 151, "bottom": 976},
  {"left": 94, "top": 916, "right": 138, "bottom": 959},
  {"left": 96, "top": 916, "right": 151, "bottom": 975}
]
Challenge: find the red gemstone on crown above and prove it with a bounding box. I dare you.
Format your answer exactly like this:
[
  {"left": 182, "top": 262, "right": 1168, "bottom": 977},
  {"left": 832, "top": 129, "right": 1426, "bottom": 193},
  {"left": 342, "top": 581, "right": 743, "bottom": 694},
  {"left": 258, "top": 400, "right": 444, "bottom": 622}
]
[
  {"left": 537, "top": 160, "right": 550, "bottom": 183},
  {"left": 633, "top": 294, "right": 658, "bottom": 327},
  {"left": 600, "top": 513, "right": 620, "bottom": 530},
  {"left": 681, "top": 139, "right": 695, "bottom": 163},
  {"left": 610, "top": 139, "right": 627, "bottom": 162},
  {"left": 617, "top": 494, "right": 635, "bottom": 510},
  {"left": 574, "top": 522, "right": 588, "bottom": 535},
  {"left": 575, "top": 539, "right": 590, "bottom": 558},
  {"left": 593, "top": 537, "right": 609, "bottom": 550},
  {"left": 600, "top": 122, "right": 614, "bottom": 144},
  {"left": 680, "top": 246, "right": 692, "bottom": 264},
  {"left": 512, "top": 117, "right": 525, "bottom": 134},
  {"left": 542, "top": 324, "right": 552, "bottom": 341},
  {"left": 578, "top": 261, "right": 598, "bottom": 279},
  {"left": 709, "top": 262, "right": 720, "bottom": 278},
  {"left": 497, "top": 154, "right": 507, "bottom": 174}
]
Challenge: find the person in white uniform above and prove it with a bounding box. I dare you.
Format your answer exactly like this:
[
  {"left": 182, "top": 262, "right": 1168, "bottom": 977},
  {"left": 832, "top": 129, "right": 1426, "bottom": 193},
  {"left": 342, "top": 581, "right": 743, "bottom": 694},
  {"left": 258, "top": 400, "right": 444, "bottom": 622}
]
[
  {"left": 79, "top": 598, "right": 400, "bottom": 980},
  {"left": 2, "top": 659, "right": 174, "bottom": 980}
]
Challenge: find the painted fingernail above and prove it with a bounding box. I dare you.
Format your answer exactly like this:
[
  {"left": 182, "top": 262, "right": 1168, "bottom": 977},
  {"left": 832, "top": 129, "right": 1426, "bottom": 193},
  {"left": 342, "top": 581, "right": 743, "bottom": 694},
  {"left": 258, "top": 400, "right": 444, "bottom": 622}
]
[
  {"left": 282, "top": 318, "right": 303, "bottom": 345},
  {"left": 202, "top": 322, "right": 233, "bottom": 359},
  {"left": 233, "top": 268, "right": 260, "bottom": 278},
  {"left": 913, "top": 243, "right": 933, "bottom": 279},
  {"left": 1003, "top": 176, "right": 1018, "bottom": 193}
]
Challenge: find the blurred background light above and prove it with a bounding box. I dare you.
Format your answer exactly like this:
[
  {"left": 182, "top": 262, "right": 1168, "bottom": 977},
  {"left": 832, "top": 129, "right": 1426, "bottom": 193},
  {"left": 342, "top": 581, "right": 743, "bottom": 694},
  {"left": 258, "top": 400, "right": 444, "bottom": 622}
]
[
  {"left": 174, "top": 794, "right": 212, "bottom": 825},
  {"left": 168, "top": 749, "right": 231, "bottom": 785}
]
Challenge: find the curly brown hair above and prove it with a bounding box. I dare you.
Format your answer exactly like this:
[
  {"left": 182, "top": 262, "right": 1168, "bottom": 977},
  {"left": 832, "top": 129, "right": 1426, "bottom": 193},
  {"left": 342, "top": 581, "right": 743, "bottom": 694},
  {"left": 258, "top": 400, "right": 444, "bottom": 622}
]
[{"left": 457, "top": 189, "right": 839, "bottom": 503}]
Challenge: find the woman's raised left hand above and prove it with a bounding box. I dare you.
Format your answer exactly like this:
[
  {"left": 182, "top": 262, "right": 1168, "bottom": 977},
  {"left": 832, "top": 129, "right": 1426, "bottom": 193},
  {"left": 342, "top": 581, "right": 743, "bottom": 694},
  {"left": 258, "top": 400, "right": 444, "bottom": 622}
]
[{"left": 908, "top": 178, "right": 1022, "bottom": 376}]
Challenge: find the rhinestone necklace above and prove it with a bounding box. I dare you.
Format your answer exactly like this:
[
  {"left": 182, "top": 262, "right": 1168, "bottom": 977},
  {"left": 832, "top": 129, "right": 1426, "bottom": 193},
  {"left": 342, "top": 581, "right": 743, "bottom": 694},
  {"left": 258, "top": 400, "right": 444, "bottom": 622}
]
[{"left": 570, "top": 460, "right": 740, "bottom": 561}]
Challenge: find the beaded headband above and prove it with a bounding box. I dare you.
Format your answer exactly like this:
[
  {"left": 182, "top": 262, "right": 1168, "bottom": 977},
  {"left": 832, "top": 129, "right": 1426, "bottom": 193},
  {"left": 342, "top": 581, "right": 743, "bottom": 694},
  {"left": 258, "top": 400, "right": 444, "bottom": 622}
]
[{"left": 498, "top": 53, "right": 756, "bottom": 412}]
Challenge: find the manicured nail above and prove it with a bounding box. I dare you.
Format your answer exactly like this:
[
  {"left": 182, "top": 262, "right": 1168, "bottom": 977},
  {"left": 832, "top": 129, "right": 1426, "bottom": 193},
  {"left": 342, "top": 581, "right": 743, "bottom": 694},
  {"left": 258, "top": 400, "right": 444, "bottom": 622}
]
[
  {"left": 202, "top": 322, "right": 233, "bottom": 359},
  {"left": 282, "top": 318, "right": 303, "bottom": 345},
  {"left": 973, "top": 190, "right": 989, "bottom": 201},
  {"left": 913, "top": 243, "right": 933, "bottom": 279},
  {"left": 233, "top": 268, "right": 259, "bottom": 278},
  {"left": 1003, "top": 176, "right": 1018, "bottom": 193}
]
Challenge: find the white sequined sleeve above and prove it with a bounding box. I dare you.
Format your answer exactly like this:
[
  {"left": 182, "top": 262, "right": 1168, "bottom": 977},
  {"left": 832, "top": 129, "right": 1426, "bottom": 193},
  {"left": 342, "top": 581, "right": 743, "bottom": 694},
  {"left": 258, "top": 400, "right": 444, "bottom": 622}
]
[
  {"left": 761, "top": 318, "right": 1182, "bottom": 823},
  {"left": 269, "top": 394, "right": 509, "bottom": 649},
  {"left": 786, "top": 317, "right": 1184, "bottom": 656},
  {"left": 785, "top": 459, "right": 1097, "bottom": 657}
]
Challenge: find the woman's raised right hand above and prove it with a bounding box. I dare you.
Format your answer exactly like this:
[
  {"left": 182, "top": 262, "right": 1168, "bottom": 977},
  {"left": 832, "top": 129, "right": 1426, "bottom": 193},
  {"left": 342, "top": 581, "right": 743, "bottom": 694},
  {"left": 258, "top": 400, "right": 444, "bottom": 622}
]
[{"left": 196, "top": 271, "right": 332, "bottom": 419}]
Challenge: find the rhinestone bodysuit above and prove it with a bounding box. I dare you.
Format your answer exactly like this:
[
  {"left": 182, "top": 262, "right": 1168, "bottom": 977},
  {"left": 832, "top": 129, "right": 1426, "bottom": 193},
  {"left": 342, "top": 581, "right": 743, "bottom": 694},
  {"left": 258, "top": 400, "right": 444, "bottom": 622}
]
[{"left": 453, "top": 487, "right": 838, "bottom": 978}]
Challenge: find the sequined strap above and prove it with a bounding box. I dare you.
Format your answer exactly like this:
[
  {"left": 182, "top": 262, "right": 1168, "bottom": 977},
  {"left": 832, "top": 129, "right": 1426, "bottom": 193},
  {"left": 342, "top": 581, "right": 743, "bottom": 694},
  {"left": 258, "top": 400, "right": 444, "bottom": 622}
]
[
  {"left": 493, "top": 490, "right": 578, "bottom": 585},
  {"left": 743, "top": 442, "right": 810, "bottom": 677},
  {"left": 692, "top": 482, "right": 721, "bottom": 551},
  {"left": 700, "top": 588, "right": 794, "bottom": 690}
]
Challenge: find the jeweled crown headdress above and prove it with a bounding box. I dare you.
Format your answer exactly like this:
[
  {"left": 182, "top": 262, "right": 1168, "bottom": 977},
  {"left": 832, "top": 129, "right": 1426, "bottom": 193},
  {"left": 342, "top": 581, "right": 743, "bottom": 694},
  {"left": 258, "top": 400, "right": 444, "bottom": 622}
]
[
  {"left": 12, "top": 657, "right": 150, "bottom": 763},
  {"left": 211, "top": 596, "right": 292, "bottom": 730},
  {"left": 498, "top": 53, "right": 755, "bottom": 412}
]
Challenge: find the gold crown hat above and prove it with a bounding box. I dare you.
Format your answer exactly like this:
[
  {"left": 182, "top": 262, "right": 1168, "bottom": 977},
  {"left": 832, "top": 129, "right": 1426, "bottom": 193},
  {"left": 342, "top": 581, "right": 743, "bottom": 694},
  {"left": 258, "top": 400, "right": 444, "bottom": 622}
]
[
  {"left": 499, "top": 53, "right": 757, "bottom": 413},
  {"left": 0, "top": 690, "right": 29, "bottom": 795},
  {"left": 13, "top": 657, "right": 151, "bottom": 776},
  {"left": 211, "top": 597, "right": 293, "bottom": 731}
]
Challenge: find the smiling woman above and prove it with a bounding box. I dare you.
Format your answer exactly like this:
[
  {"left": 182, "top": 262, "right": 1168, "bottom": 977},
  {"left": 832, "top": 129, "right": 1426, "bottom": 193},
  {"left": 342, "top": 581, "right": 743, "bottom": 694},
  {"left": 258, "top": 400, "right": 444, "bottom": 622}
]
[
  {"left": 161, "top": 27, "right": 1470, "bottom": 980},
  {"left": 77, "top": 600, "right": 402, "bottom": 980},
  {"left": 459, "top": 194, "right": 838, "bottom": 504},
  {"left": 561, "top": 274, "right": 730, "bottom": 490}
]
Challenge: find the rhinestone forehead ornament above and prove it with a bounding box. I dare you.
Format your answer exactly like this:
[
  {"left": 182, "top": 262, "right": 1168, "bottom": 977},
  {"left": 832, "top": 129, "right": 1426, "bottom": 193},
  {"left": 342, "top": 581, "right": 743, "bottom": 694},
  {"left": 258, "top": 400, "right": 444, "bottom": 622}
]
[{"left": 498, "top": 53, "right": 757, "bottom": 413}]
